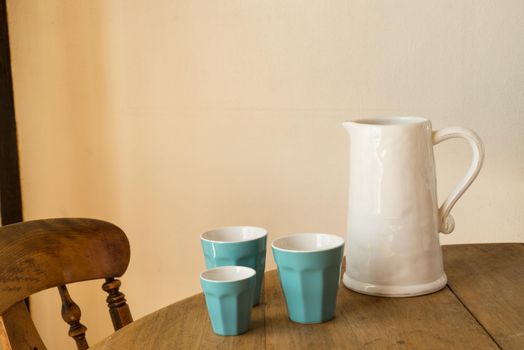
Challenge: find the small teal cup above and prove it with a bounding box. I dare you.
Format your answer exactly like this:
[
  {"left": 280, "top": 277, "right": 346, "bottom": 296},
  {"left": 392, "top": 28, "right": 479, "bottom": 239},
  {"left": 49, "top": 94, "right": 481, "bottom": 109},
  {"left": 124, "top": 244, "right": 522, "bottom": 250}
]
[
  {"left": 200, "top": 266, "right": 256, "bottom": 336},
  {"left": 201, "top": 226, "right": 267, "bottom": 305},
  {"left": 272, "top": 233, "right": 344, "bottom": 324}
]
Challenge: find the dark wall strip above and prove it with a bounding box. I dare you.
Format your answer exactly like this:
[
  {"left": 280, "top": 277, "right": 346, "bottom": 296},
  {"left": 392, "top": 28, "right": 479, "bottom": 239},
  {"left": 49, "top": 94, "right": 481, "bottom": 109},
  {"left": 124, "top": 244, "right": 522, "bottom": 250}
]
[{"left": 0, "top": 0, "right": 23, "bottom": 226}]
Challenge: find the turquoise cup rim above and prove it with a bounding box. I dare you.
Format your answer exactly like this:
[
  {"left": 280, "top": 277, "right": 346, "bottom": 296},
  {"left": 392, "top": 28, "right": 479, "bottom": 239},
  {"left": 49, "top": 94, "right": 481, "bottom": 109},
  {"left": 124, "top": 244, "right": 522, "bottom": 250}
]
[
  {"left": 200, "top": 226, "right": 268, "bottom": 244},
  {"left": 271, "top": 233, "right": 344, "bottom": 254},
  {"left": 200, "top": 266, "right": 256, "bottom": 284}
]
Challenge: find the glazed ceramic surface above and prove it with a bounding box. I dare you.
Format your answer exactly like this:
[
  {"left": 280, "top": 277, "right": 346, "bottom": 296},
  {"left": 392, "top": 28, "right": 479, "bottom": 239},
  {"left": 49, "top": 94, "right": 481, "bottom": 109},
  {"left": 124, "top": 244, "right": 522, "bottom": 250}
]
[
  {"left": 272, "top": 233, "right": 344, "bottom": 324},
  {"left": 201, "top": 226, "right": 267, "bottom": 305},
  {"left": 342, "top": 117, "right": 484, "bottom": 297},
  {"left": 200, "top": 266, "right": 256, "bottom": 336}
]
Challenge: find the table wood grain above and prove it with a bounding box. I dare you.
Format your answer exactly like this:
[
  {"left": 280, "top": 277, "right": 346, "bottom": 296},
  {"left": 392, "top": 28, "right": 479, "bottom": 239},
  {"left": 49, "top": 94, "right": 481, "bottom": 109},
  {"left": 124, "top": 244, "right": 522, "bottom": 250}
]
[{"left": 91, "top": 244, "right": 524, "bottom": 349}]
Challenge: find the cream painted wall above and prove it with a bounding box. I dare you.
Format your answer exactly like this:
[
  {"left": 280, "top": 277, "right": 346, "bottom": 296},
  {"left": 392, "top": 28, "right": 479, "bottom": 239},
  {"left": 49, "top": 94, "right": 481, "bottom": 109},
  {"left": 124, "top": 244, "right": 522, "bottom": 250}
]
[{"left": 6, "top": 0, "right": 524, "bottom": 348}]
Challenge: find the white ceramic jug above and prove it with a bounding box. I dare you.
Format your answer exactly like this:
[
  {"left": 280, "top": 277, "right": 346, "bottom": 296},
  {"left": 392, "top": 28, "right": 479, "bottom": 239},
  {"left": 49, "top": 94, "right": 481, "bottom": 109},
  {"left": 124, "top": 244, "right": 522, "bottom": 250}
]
[{"left": 342, "top": 116, "right": 484, "bottom": 297}]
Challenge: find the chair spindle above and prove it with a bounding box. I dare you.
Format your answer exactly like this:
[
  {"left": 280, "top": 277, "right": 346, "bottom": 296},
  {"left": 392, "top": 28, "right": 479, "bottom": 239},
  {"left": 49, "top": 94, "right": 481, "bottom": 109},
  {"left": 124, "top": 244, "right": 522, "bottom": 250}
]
[
  {"left": 58, "top": 285, "right": 88, "bottom": 350},
  {"left": 102, "top": 278, "right": 133, "bottom": 330}
]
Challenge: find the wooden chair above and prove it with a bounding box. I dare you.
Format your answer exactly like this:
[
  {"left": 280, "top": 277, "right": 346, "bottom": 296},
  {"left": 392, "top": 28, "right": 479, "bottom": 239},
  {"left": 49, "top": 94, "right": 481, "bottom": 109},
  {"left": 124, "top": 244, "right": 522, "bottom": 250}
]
[{"left": 0, "top": 218, "right": 133, "bottom": 350}]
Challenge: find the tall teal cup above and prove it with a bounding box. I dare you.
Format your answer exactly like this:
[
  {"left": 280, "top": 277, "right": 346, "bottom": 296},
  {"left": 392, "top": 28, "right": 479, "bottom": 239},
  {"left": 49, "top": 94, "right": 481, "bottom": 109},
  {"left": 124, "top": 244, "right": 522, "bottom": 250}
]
[
  {"left": 201, "top": 226, "right": 267, "bottom": 305},
  {"left": 200, "top": 266, "right": 256, "bottom": 335},
  {"left": 272, "top": 233, "right": 344, "bottom": 324}
]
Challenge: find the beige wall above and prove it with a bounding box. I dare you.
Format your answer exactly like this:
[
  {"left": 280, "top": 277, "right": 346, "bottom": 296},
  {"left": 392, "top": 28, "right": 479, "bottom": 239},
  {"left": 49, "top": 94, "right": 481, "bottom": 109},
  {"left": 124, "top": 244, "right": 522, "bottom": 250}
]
[{"left": 7, "top": 0, "right": 524, "bottom": 348}]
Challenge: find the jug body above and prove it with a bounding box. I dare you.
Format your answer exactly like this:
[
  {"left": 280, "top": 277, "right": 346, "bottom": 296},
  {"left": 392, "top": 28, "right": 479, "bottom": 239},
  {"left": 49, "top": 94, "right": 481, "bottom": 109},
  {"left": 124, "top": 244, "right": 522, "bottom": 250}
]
[{"left": 343, "top": 116, "right": 484, "bottom": 297}]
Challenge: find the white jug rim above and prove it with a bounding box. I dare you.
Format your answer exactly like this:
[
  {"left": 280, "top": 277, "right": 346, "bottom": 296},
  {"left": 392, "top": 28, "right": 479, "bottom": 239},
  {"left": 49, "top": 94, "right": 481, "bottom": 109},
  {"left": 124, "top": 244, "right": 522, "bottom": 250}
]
[{"left": 343, "top": 116, "right": 429, "bottom": 127}]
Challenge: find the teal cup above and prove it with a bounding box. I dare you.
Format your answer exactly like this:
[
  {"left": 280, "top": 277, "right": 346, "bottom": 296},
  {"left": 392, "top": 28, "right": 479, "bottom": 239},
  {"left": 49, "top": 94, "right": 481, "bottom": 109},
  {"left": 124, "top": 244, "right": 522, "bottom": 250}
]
[
  {"left": 201, "top": 226, "right": 267, "bottom": 305},
  {"left": 200, "top": 266, "right": 256, "bottom": 335},
  {"left": 272, "top": 233, "right": 345, "bottom": 324}
]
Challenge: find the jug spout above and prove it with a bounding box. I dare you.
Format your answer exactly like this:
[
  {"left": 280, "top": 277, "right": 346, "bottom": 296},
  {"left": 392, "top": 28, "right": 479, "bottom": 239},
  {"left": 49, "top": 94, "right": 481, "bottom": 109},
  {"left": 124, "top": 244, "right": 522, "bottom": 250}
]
[{"left": 342, "top": 121, "right": 354, "bottom": 135}]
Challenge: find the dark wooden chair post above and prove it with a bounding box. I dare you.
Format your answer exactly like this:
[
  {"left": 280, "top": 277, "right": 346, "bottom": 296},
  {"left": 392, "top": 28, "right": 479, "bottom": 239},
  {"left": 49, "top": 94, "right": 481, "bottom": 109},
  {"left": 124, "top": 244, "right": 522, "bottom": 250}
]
[
  {"left": 102, "top": 278, "right": 133, "bottom": 330},
  {"left": 58, "top": 285, "right": 88, "bottom": 350}
]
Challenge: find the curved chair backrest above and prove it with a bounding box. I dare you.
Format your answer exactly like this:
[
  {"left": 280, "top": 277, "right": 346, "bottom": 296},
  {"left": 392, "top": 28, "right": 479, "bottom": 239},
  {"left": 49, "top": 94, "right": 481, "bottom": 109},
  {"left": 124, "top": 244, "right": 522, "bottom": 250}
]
[{"left": 0, "top": 218, "right": 133, "bottom": 350}]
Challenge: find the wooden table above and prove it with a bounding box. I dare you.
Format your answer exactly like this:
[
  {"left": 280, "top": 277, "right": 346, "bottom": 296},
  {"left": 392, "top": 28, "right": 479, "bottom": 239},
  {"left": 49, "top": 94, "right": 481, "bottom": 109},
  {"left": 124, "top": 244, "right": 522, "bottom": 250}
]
[{"left": 91, "top": 244, "right": 524, "bottom": 349}]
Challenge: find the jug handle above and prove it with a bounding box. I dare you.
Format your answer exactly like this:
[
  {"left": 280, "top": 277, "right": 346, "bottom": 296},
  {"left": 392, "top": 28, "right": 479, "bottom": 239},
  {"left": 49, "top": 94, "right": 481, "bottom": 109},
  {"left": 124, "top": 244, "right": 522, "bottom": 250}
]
[{"left": 432, "top": 127, "right": 485, "bottom": 234}]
